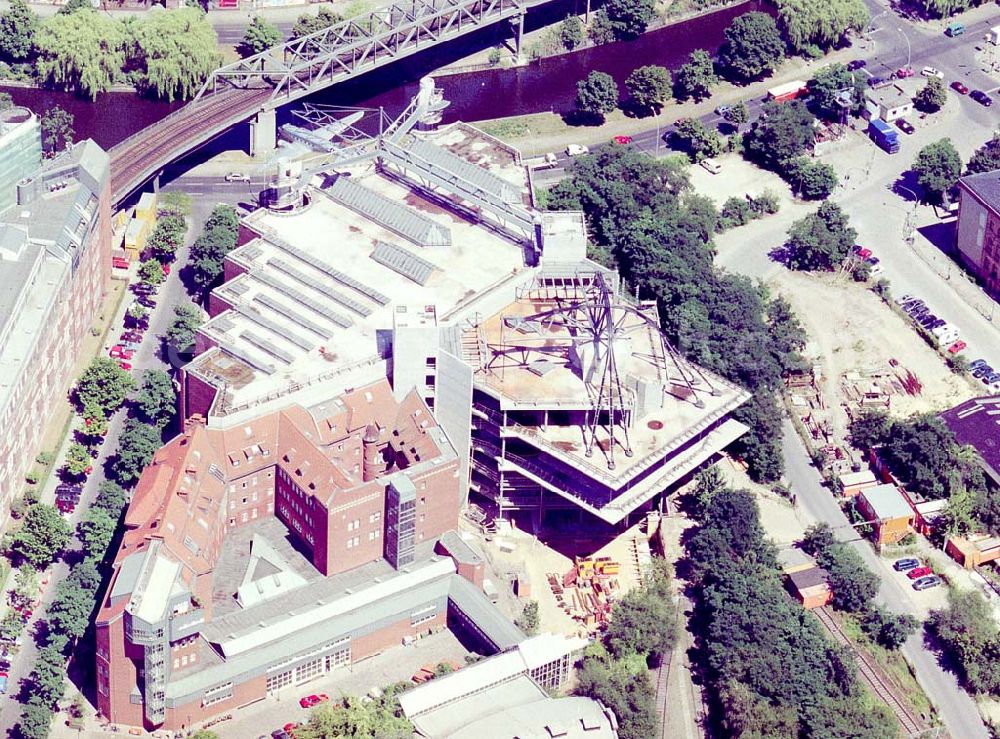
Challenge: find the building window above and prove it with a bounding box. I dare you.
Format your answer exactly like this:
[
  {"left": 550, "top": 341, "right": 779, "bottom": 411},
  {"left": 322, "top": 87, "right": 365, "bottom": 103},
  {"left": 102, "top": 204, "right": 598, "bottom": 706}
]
[
  {"left": 267, "top": 670, "right": 293, "bottom": 693},
  {"left": 295, "top": 658, "right": 323, "bottom": 684}
]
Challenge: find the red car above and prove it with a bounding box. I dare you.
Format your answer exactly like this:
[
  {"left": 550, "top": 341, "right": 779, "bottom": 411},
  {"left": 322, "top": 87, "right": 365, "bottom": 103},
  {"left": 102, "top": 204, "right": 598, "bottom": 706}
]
[
  {"left": 951, "top": 80, "right": 969, "bottom": 95},
  {"left": 895, "top": 66, "right": 915, "bottom": 78},
  {"left": 162, "top": 263, "right": 171, "bottom": 275},
  {"left": 853, "top": 246, "right": 872, "bottom": 260},
  {"left": 612, "top": 135, "right": 632, "bottom": 145},
  {"left": 947, "top": 340, "right": 967, "bottom": 354},
  {"left": 283, "top": 723, "right": 301, "bottom": 735},
  {"left": 118, "top": 361, "right": 132, "bottom": 371},
  {"left": 110, "top": 346, "right": 134, "bottom": 360},
  {"left": 299, "top": 693, "right": 329, "bottom": 708},
  {"left": 907, "top": 566, "right": 933, "bottom": 580}
]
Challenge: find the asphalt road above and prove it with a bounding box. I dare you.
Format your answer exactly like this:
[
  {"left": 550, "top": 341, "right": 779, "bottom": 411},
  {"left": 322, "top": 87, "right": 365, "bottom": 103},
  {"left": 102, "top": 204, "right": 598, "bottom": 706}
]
[{"left": 782, "top": 421, "right": 989, "bottom": 738}]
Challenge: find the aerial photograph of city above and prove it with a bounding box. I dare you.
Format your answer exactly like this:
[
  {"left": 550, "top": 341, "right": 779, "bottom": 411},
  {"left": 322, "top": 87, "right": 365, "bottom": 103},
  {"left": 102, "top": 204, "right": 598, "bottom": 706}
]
[{"left": 5, "top": 0, "right": 1000, "bottom": 736}]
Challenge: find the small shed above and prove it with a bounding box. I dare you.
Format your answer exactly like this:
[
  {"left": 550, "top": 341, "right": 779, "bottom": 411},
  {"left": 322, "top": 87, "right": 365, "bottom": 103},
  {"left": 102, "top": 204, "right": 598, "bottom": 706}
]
[
  {"left": 839, "top": 469, "right": 878, "bottom": 498},
  {"left": 857, "top": 483, "right": 914, "bottom": 546},
  {"left": 946, "top": 534, "right": 1000, "bottom": 569},
  {"left": 865, "top": 83, "right": 915, "bottom": 122},
  {"left": 787, "top": 567, "right": 833, "bottom": 610}
]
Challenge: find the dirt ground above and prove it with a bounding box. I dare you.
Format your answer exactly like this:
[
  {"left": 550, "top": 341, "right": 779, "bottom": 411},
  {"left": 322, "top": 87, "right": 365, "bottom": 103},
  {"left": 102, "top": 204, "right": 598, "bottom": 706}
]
[
  {"left": 687, "top": 153, "right": 796, "bottom": 212},
  {"left": 471, "top": 519, "right": 655, "bottom": 638},
  {"left": 770, "top": 271, "right": 977, "bottom": 441}
]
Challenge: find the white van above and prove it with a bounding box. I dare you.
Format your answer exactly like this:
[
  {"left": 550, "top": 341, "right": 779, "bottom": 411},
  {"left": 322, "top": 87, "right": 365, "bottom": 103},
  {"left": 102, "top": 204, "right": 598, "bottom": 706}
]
[
  {"left": 700, "top": 157, "right": 722, "bottom": 174},
  {"left": 932, "top": 324, "right": 959, "bottom": 345},
  {"left": 565, "top": 144, "right": 589, "bottom": 157}
]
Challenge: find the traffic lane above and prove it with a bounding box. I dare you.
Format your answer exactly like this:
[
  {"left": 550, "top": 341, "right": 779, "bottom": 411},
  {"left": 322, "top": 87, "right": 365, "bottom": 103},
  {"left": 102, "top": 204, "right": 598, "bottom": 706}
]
[
  {"left": 212, "top": 23, "right": 295, "bottom": 46},
  {"left": 781, "top": 421, "right": 990, "bottom": 739}
]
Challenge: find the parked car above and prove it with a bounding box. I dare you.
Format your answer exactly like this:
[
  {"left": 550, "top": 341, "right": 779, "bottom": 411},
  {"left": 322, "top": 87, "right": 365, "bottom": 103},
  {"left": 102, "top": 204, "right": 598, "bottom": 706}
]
[
  {"left": 926, "top": 319, "right": 946, "bottom": 331},
  {"left": 224, "top": 172, "right": 250, "bottom": 183},
  {"left": 921, "top": 66, "right": 944, "bottom": 79},
  {"left": 847, "top": 59, "right": 867, "bottom": 71},
  {"left": 896, "top": 66, "right": 915, "bottom": 78},
  {"left": 270, "top": 732, "right": 291, "bottom": 739},
  {"left": 907, "top": 566, "right": 933, "bottom": 580},
  {"left": 109, "top": 346, "right": 134, "bottom": 360},
  {"left": 904, "top": 303, "right": 928, "bottom": 317},
  {"left": 162, "top": 263, "right": 171, "bottom": 275},
  {"left": 714, "top": 104, "right": 731, "bottom": 116},
  {"left": 947, "top": 340, "right": 967, "bottom": 354},
  {"left": 0, "top": 673, "right": 8, "bottom": 694},
  {"left": 565, "top": 144, "right": 589, "bottom": 157},
  {"left": 970, "top": 358, "right": 989, "bottom": 369},
  {"left": 951, "top": 80, "right": 970, "bottom": 95},
  {"left": 917, "top": 314, "right": 939, "bottom": 327},
  {"left": 971, "top": 90, "right": 993, "bottom": 107},
  {"left": 117, "top": 362, "right": 132, "bottom": 372},
  {"left": 612, "top": 135, "right": 632, "bottom": 145},
  {"left": 894, "top": 294, "right": 916, "bottom": 305},
  {"left": 895, "top": 118, "right": 915, "bottom": 135},
  {"left": 973, "top": 364, "right": 994, "bottom": 378},
  {"left": 700, "top": 158, "right": 722, "bottom": 174},
  {"left": 853, "top": 246, "right": 872, "bottom": 259},
  {"left": 56, "top": 499, "right": 75, "bottom": 515},
  {"left": 299, "top": 693, "right": 329, "bottom": 708},
  {"left": 867, "top": 76, "right": 887, "bottom": 88},
  {"left": 913, "top": 575, "right": 942, "bottom": 590},
  {"left": 983, "top": 372, "right": 1000, "bottom": 385},
  {"left": 893, "top": 557, "right": 920, "bottom": 571},
  {"left": 120, "top": 331, "right": 143, "bottom": 343}
]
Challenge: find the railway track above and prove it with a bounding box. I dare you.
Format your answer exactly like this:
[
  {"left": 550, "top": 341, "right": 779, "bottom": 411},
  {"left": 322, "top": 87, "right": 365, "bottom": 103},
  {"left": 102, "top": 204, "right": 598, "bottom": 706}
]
[
  {"left": 813, "top": 606, "right": 925, "bottom": 737},
  {"left": 653, "top": 650, "right": 672, "bottom": 739}
]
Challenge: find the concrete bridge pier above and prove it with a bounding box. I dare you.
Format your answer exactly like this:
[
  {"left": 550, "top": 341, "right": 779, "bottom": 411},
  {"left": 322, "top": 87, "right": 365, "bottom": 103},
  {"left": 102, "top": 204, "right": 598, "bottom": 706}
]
[
  {"left": 507, "top": 12, "right": 527, "bottom": 66},
  {"left": 250, "top": 107, "right": 277, "bottom": 158}
]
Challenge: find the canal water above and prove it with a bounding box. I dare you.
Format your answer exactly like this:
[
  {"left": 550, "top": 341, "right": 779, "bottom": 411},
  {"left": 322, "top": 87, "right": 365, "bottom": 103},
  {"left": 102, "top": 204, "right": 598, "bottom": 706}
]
[{"left": 0, "top": 0, "right": 766, "bottom": 155}]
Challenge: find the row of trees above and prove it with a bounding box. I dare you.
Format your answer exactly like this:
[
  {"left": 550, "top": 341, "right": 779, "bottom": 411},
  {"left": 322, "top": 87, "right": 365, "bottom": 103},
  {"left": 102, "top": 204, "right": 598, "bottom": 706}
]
[
  {"left": 0, "top": 1, "right": 222, "bottom": 100},
  {"left": 685, "top": 477, "right": 897, "bottom": 737},
  {"left": 928, "top": 588, "right": 1000, "bottom": 695},
  {"left": 189, "top": 203, "right": 240, "bottom": 294},
  {"left": 549, "top": 146, "right": 807, "bottom": 480},
  {"left": 575, "top": 558, "right": 677, "bottom": 739}
]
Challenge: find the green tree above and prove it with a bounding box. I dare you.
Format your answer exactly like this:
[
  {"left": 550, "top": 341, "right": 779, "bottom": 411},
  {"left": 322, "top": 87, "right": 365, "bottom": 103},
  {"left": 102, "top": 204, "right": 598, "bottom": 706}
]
[
  {"left": 127, "top": 7, "right": 222, "bottom": 101},
  {"left": 79, "top": 508, "right": 115, "bottom": 556},
  {"left": 190, "top": 731, "right": 219, "bottom": 739},
  {"left": 94, "top": 480, "right": 129, "bottom": 516},
  {"left": 80, "top": 400, "right": 108, "bottom": 438},
  {"left": 785, "top": 201, "right": 855, "bottom": 271},
  {"left": 743, "top": 99, "right": 814, "bottom": 170},
  {"left": 58, "top": 0, "right": 93, "bottom": 14},
  {"left": 604, "top": 585, "right": 677, "bottom": 659},
  {"left": 64, "top": 442, "right": 92, "bottom": 477},
  {"left": 147, "top": 213, "right": 186, "bottom": 262},
  {"left": 575, "top": 70, "right": 619, "bottom": 120},
  {"left": 847, "top": 409, "right": 891, "bottom": 451},
  {"left": 817, "top": 543, "right": 878, "bottom": 612},
  {"left": 139, "top": 257, "right": 165, "bottom": 286},
  {"left": 723, "top": 101, "right": 749, "bottom": 128},
  {"left": 14, "top": 564, "right": 38, "bottom": 603},
  {"left": 967, "top": 133, "right": 1000, "bottom": 175},
  {"left": 785, "top": 156, "right": 838, "bottom": 199},
  {"left": 913, "top": 138, "right": 961, "bottom": 203},
  {"left": 515, "top": 600, "right": 540, "bottom": 635},
  {"left": 47, "top": 578, "right": 93, "bottom": 639},
  {"left": 296, "top": 696, "right": 413, "bottom": 739},
  {"left": 127, "top": 303, "right": 148, "bottom": 324},
  {"left": 575, "top": 645, "right": 658, "bottom": 739},
  {"left": 775, "top": 0, "right": 869, "bottom": 52},
  {"left": 40, "top": 105, "right": 74, "bottom": 154},
  {"left": 239, "top": 16, "right": 281, "bottom": 57},
  {"left": 914, "top": 77, "right": 947, "bottom": 113},
  {"left": 0, "top": 0, "right": 37, "bottom": 62},
  {"left": 862, "top": 607, "right": 918, "bottom": 650},
  {"left": 560, "top": 14, "right": 584, "bottom": 50},
  {"left": 719, "top": 196, "right": 753, "bottom": 229},
  {"left": 291, "top": 7, "right": 341, "bottom": 39},
  {"left": 673, "top": 49, "right": 718, "bottom": 102},
  {"left": 672, "top": 117, "right": 723, "bottom": 161},
  {"left": 916, "top": 0, "right": 975, "bottom": 18},
  {"left": 929, "top": 589, "right": 1000, "bottom": 694},
  {"left": 135, "top": 369, "right": 176, "bottom": 427},
  {"left": 718, "top": 12, "right": 785, "bottom": 81},
  {"left": 11, "top": 504, "right": 71, "bottom": 568},
  {"left": 603, "top": 0, "right": 656, "bottom": 40},
  {"left": 18, "top": 696, "right": 54, "bottom": 739},
  {"left": 189, "top": 204, "right": 240, "bottom": 292},
  {"left": 0, "top": 92, "right": 13, "bottom": 112},
  {"left": 165, "top": 301, "right": 203, "bottom": 354},
  {"left": 113, "top": 417, "right": 162, "bottom": 486},
  {"left": 36, "top": 11, "right": 126, "bottom": 99},
  {"left": 810, "top": 62, "right": 866, "bottom": 119},
  {"left": 76, "top": 356, "right": 135, "bottom": 414},
  {"left": 624, "top": 64, "right": 670, "bottom": 113}
]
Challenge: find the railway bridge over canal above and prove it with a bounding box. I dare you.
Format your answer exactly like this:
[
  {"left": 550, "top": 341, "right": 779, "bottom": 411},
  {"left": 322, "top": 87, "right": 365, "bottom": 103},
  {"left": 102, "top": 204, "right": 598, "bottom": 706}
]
[{"left": 109, "top": 0, "right": 546, "bottom": 203}]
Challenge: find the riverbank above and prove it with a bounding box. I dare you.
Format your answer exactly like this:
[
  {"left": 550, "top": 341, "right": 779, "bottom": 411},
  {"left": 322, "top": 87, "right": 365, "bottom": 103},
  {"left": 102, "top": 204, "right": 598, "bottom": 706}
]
[{"left": 473, "top": 39, "right": 864, "bottom": 157}]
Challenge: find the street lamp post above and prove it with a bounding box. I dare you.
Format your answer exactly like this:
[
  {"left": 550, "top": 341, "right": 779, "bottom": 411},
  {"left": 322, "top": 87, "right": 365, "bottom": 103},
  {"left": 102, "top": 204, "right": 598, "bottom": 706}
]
[{"left": 897, "top": 27, "right": 912, "bottom": 69}]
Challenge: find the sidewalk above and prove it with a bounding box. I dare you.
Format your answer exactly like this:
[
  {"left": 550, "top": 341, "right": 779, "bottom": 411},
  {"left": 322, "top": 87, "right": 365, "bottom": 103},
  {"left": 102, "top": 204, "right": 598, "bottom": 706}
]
[{"left": 0, "top": 0, "right": 345, "bottom": 23}]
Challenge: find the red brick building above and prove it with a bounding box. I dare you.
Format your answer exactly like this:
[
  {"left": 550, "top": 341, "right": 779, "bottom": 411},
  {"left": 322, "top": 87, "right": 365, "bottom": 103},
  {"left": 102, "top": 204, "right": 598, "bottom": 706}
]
[
  {"left": 95, "top": 379, "right": 523, "bottom": 732},
  {"left": 0, "top": 141, "right": 111, "bottom": 518}
]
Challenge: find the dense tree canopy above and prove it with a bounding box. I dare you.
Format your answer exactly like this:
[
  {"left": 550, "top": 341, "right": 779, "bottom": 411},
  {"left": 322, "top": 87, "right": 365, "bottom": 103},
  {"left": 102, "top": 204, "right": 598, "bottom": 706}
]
[
  {"left": 0, "top": 0, "right": 37, "bottom": 62},
  {"left": 810, "top": 63, "right": 867, "bottom": 118},
  {"left": 913, "top": 138, "right": 961, "bottom": 203},
  {"left": 673, "top": 49, "right": 718, "bottom": 102},
  {"left": 929, "top": 589, "right": 1000, "bottom": 694},
  {"left": 602, "top": 0, "right": 656, "bottom": 40},
  {"left": 624, "top": 64, "right": 670, "bottom": 113},
  {"left": 291, "top": 6, "right": 341, "bottom": 39},
  {"left": 785, "top": 201, "right": 856, "bottom": 271},
  {"left": 718, "top": 12, "right": 785, "bottom": 81},
  {"left": 135, "top": 369, "right": 177, "bottom": 427},
  {"left": 239, "top": 16, "right": 282, "bottom": 57},
  {"left": 775, "top": 0, "right": 869, "bottom": 52},
  {"left": 914, "top": 77, "right": 947, "bottom": 113},
  {"left": 35, "top": 10, "right": 127, "bottom": 100},
  {"left": 784, "top": 156, "right": 838, "bottom": 200},
  {"left": 672, "top": 117, "right": 723, "bottom": 161},
  {"left": 11, "top": 504, "right": 71, "bottom": 568},
  {"left": 967, "top": 133, "right": 1000, "bottom": 175},
  {"left": 744, "top": 100, "right": 815, "bottom": 170},
  {"left": 76, "top": 357, "right": 135, "bottom": 414},
  {"left": 189, "top": 204, "right": 241, "bottom": 292},
  {"left": 575, "top": 71, "right": 619, "bottom": 120},
  {"left": 127, "top": 8, "right": 221, "bottom": 101},
  {"left": 113, "top": 417, "right": 163, "bottom": 486},
  {"left": 688, "top": 488, "right": 895, "bottom": 738}
]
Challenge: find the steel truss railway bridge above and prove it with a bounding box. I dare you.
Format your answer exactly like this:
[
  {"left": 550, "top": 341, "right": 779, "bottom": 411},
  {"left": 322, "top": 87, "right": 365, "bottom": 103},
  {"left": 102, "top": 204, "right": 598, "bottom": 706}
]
[{"left": 109, "top": 0, "right": 544, "bottom": 203}]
